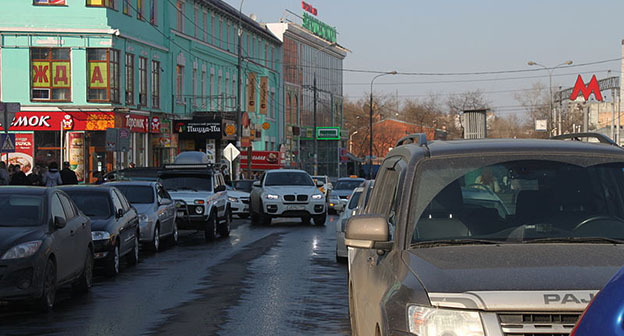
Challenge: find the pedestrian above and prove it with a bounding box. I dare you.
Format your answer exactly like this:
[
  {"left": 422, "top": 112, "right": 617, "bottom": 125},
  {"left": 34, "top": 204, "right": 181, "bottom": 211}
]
[
  {"left": 10, "top": 165, "right": 30, "bottom": 186},
  {"left": 8, "top": 164, "right": 15, "bottom": 178},
  {"left": 43, "top": 162, "right": 63, "bottom": 187},
  {"left": 0, "top": 162, "right": 9, "bottom": 185},
  {"left": 28, "top": 166, "right": 43, "bottom": 186},
  {"left": 60, "top": 161, "right": 78, "bottom": 185}
]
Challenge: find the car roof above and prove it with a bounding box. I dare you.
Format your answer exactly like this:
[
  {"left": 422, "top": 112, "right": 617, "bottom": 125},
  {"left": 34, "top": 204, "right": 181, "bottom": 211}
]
[
  {"left": 0, "top": 186, "right": 48, "bottom": 195},
  {"left": 174, "top": 151, "right": 212, "bottom": 164},
  {"left": 106, "top": 181, "right": 158, "bottom": 187},
  {"left": 57, "top": 185, "right": 113, "bottom": 194},
  {"left": 266, "top": 169, "right": 308, "bottom": 174},
  {"left": 337, "top": 177, "right": 365, "bottom": 181}
]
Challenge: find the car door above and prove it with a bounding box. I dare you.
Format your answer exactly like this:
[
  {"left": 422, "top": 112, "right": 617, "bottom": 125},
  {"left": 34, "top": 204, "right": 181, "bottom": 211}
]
[
  {"left": 156, "top": 184, "right": 174, "bottom": 234},
  {"left": 117, "top": 189, "right": 138, "bottom": 253},
  {"left": 58, "top": 193, "right": 88, "bottom": 278},
  {"left": 49, "top": 193, "right": 73, "bottom": 282},
  {"left": 214, "top": 174, "right": 227, "bottom": 218},
  {"left": 351, "top": 156, "right": 406, "bottom": 335},
  {"left": 109, "top": 190, "right": 130, "bottom": 255}
]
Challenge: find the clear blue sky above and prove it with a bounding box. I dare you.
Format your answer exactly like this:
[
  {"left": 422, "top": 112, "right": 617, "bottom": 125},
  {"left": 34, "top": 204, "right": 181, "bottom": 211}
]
[{"left": 224, "top": 0, "right": 624, "bottom": 115}]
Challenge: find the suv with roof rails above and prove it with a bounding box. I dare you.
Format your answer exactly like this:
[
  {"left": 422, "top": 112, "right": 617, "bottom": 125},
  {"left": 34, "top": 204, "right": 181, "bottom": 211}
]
[
  {"left": 346, "top": 133, "right": 624, "bottom": 336},
  {"left": 158, "top": 152, "right": 231, "bottom": 242}
]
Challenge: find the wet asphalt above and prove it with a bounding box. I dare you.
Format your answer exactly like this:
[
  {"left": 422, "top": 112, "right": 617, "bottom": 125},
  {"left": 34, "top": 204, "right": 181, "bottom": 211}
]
[{"left": 0, "top": 215, "right": 351, "bottom": 336}]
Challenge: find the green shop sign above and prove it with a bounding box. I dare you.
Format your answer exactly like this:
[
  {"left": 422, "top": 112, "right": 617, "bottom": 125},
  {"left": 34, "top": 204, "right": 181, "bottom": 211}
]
[
  {"left": 302, "top": 12, "right": 337, "bottom": 43},
  {"left": 316, "top": 127, "right": 341, "bottom": 140}
]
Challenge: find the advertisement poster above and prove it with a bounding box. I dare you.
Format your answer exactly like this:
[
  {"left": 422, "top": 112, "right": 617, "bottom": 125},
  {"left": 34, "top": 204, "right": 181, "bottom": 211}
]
[
  {"left": 1, "top": 133, "right": 34, "bottom": 175},
  {"left": 240, "top": 151, "right": 282, "bottom": 170},
  {"left": 67, "top": 132, "right": 85, "bottom": 182}
]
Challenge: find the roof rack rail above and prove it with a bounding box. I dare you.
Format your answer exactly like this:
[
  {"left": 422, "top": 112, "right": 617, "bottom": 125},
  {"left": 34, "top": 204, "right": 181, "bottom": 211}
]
[
  {"left": 551, "top": 133, "right": 619, "bottom": 146},
  {"left": 162, "top": 163, "right": 214, "bottom": 170},
  {"left": 396, "top": 133, "right": 428, "bottom": 147}
]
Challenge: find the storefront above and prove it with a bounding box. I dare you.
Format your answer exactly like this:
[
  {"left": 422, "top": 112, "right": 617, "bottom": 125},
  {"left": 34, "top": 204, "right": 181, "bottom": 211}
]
[
  {"left": 174, "top": 117, "right": 222, "bottom": 163},
  {"left": 151, "top": 118, "right": 177, "bottom": 166},
  {"left": 0, "top": 110, "right": 115, "bottom": 183}
]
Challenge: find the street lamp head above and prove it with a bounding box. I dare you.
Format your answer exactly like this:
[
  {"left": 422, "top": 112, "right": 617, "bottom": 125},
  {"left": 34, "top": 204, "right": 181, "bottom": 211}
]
[
  {"left": 564, "top": 60, "right": 573, "bottom": 65},
  {"left": 353, "top": 131, "right": 358, "bottom": 135},
  {"left": 528, "top": 61, "right": 536, "bottom": 66},
  {"left": 388, "top": 71, "right": 398, "bottom": 75}
]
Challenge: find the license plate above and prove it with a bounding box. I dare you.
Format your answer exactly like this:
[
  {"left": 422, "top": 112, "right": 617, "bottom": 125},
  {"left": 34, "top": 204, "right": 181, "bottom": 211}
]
[
  {"left": 177, "top": 211, "right": 185, "bottom": 217},
  {"left": 288, "top": 205, "right": 306, "bottom": 210}
]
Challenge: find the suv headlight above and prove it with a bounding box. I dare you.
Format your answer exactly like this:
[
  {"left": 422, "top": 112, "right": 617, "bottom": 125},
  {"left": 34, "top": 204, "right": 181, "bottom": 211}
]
[
  {"left": 265, "top": 194, "right": 279, "bottom": 200},
  {"left": 1, "top": 241, "right": 42, "bottom": 260},
  {"left": 228, "top": 196, "right": 238, "bottom": 203},
  {"left": 139, "top": 214, "right": 150, "bottom": 222},
  {"left": 311, "top": 194, "right": 323, "bottom": 200},
  {"left": 92, "top": 231, "right": 111, "bottom": 241},
  {"left": 408, "top": 305, "right": 485, "bottom": 336}
]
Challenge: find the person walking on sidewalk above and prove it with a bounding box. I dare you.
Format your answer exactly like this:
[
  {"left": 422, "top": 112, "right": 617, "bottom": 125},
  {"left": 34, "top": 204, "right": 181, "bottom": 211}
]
[
  {"left": 0, "top": 162, "right": 9, "bottom": 185},
  {"left": 10, "top": 165, "right": 30, "bottom": 185},
  {"left": 60, "top": 161, "right": 78, "bottom": 185},
  {"left": 43, "top": 162, "right": 63, "bottom": 187}
]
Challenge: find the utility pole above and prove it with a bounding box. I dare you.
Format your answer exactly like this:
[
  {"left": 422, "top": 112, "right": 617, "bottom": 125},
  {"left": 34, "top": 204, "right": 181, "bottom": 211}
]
[
  {"left": 368, "top": 71, "right": 397, "bottom": 179},
  {"left": 236, "top": 0, "right": 244, "bottom": 179},
  {"left": 313, "top": 73, "right": 318, "bottom": 176}
]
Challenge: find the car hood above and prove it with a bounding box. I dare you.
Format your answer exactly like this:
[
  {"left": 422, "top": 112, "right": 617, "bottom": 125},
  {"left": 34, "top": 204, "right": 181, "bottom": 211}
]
[
  {"left": 0, "top": 226, "right": 45, "bottom": 254},
  {"left": 168, "top": 190, "right": 213, "bottom": 202},
  {"left": 405, "top": 244, "right": 624, "bottom": 294},
  {"left": 132, "top": 203, "right": 155, "bottom": 214},
  {"left": 227, "top": 190, "right": 249, "bottom": 198},
  {"left": 264, "top": 186, "right": 318, "bottom": 195},
  {"left": 91, "top": 218, "right": 115, "bottom": 232}
]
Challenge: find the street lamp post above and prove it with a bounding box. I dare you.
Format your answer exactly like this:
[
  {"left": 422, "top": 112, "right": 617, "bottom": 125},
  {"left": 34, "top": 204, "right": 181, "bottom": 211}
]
[
  {"left": 528, "top": 60, "right": 573, "bottom": 136},
  {"left": 368, "top": 71, "right": 397, "bottom": 179},
  {"left": 349, "top": 130, "right": 358, "bottom": 152},
  {"left": 236, "top": 0, "right": 245, "bottom": 178}
]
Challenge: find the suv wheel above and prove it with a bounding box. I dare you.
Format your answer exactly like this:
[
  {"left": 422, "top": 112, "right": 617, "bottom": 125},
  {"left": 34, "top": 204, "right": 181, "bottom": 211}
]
[
  {"left": 204, "top": 212, "right": 217, "bottom": 242},
  {"left": 313, "top": 213, "right": 326, "bottom": 226},
  {"left": 218, "top": 208, "right": 232, "bottom": 237}
]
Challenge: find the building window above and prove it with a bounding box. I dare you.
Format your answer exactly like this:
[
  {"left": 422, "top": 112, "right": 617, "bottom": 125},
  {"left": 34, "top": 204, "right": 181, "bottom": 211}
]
[
  {"left": 176, "top": 65, "right": 184, "bottom": 103},
  {"left": 86, "top": 0, "right": 115, "bottom": 9},
  {"left": 217, "top": 74, "right": 222, "bottom": 110},
  {"left": 211, "top": 13, "right": 215, "bottom": 45},
  {"left": 34, "top": 0, "right": 66, "bottom": 6},
  {"left": 176, "top": 0, "right": 184, "bottom": 32},
  {"left": 252, "top": 36, "right": 255, "bottom": 59},
  {"left": 87, "top": 49, "right": 120, "bottom": 103},
  {"left": 137, "top": 0, "right": 143, "bottom": 20},
  {"left": 193, "top": 6, "right": 198, "bottom": 38},
  {"left": 201, "top": 69, "right": 206, "bottom": 108},
  {"left": 192, "top": 67, "right": 197, "bottom": 107},
  {"left": 203, "top": 11, "right": 208, "bottom": 41},
  {"left": 30, "top": 48, "right": 71, "bottom": 102},
  {"left": 138, "top": 56, "right": 147, "bottom": 106},
  {"left": 270, "top": 46, "right": 274, "bottom": 70},
  {"left": 226, "top": 22, "right": 231, "bottom": 52},
  {"left": 218, "top": 18, "right": 223, "bottom": 49},
  {"left": 149, "top": 0, "right": 157, "bottom": 25},
  {"left": 122, "top": 0, "right": 130, "bottom": 15},
  {"left": 151, "top": 60, "right": 160, "bottom": 109},
  {"left": 264, "top": 43, "right": 268, "bottom": 67},
  {"left": 209, "top": 72, "right": 214, "bottom": 109},
  {"left": 125, "top": 53, "right": 134, "bottom": 105}
]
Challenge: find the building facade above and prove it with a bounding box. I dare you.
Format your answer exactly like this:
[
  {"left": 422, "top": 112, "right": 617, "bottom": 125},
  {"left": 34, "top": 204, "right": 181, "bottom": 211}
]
[
  {"left": 267, "top": 18, "right": 347, "bottom": 177},
  {"left": 0, "top": 0, "right": 281, "bottom": 182}
]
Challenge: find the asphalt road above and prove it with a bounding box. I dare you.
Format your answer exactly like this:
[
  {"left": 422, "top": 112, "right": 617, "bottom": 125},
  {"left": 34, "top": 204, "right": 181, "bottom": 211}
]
[{"left": 0, "top": 215, "right": 351, "bottom": 336}]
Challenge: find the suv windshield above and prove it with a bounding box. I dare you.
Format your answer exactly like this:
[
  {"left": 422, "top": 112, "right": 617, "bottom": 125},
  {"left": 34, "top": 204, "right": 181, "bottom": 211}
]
[
  {"left": 265, "top": 172, "right": 314, "bottom": 186},
  {"left": 335, "top": 180, "right": 363, "bottom": 190},
  {"left": 234, "top": 180, "right": 253, "bottom": 192},
  {"left": 160, "top": 175, "right": 213, "bottom": 191},
  {"left": 411, "top": 158, "right": 624, "bottom": 245},
  {"left": 114, "top": 185, "right": 154, "bottom": 204},
  {"left": 0, "top": 195, "right": 43, "bottom": 227},
  {"left": 64, "top": 191, "right": 112, "bottom": 219}
]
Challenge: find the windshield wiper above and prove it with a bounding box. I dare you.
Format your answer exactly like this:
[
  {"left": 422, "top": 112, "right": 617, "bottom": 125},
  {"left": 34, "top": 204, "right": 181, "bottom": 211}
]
[
  {"left": 411, "top": 238, "right": 507, "bottom": 248},
  {"left": 523, "top": 237, "right": 624, "bottom": 244}
]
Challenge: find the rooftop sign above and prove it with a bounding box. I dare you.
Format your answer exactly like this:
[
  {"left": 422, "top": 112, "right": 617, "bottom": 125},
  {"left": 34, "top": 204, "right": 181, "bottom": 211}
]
[{"left": 302, "top": 12, "right": 336, "bottom": 43}]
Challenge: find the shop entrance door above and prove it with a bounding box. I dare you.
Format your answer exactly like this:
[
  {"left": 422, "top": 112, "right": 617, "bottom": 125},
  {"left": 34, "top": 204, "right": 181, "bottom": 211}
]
[{"left": 88, "top": 146, "right": 112, "bottom": 183}]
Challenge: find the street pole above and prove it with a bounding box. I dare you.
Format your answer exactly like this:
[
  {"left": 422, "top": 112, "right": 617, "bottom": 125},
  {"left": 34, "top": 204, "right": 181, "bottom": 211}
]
[
  {"left": 368, "top": 71, "right": 397, "bottom": 179},
  {"left": 236, "top": 0, "right": 245, "bottom": 179},
  {"left": 528, "top": 60, "right": 573, "bottom": 135},
  {"left": 313, "top": 73, "right": 318, "bottom": 176}
]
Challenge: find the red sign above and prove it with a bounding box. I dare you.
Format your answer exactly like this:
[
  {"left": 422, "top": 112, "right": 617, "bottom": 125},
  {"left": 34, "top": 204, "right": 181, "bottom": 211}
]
[
  {"left": 0, "top": 111, "right": 114, "bottom": 131},
  {"left": 124, "top": 114, "right": 149, "bottom": 133},
  {"left": 150, "top": 116, "right": 161, "bottom": 133},
  {"left": 1, "top": 133, "right": 34, "bottom": 175},
  {"left": 240, "top": 151, "right": 282, "bottom": 170},
  {"left": 570, "top": 75, "right": 603, "bottom": 101},
  {"left": 302, "top": 1, "right": 318, "bottom": 15}
]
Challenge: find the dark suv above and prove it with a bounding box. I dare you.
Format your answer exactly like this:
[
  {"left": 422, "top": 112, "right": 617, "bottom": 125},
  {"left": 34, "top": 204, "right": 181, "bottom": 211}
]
[{"left": 346, "top": 134, "right": 624, "bottom": 336}]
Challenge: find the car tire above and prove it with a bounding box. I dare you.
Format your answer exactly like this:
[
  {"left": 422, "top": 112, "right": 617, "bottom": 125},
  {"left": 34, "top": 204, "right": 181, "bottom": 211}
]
[
  {"left": 152, "top": 225, "right": 161, "bottom": 252},
  {"left": 72, "top": 249, "right": 93, "bottom": 294},
  {"left": 260, "top": 209, "right": 272, "bottom": 226},
  {"left": 238, "top": 213, "right": 249, "bottom": 219},
  {"left": 204, "top": 212, "right": 217, "bottom": 242},
  {"left": 301, "top": 216, "right": 311, "bottom": 225},
  {"left": 170, "top": 222, "right": 179, "bottom": 245},
  {"left": 250, "top": 201, "right": 260, "bottom": 226},
  {"left": 39, "top": 258, "right": 57, "bottom": 312},
  {"left": 105, "top": 243, "right": 120, "bottom": 277},
  {"left": 127, "top": 233, "right": 139, "bottom": 266},
  {"left": 218, "top": 208, "right": 232, "bottom": 237},
  {"left": 313, "top": 213, "right": 326, "bottom": 226}
]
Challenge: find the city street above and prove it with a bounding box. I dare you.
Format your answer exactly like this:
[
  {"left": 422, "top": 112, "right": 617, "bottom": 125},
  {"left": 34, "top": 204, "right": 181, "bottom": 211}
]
[{"left": 0, "top": 216, "right": 351, "bottom": 336}]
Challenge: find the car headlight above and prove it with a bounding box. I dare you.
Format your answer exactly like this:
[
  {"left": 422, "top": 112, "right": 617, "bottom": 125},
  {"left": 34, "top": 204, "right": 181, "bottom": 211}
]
[
  {"left": 139, "top": 214, "right": 150, "bottom": 222},
  {"left": 265, "top": 194, "right": 279, "bottom": 200},
  {"left": 195, "top": 206, "right": 204, "bottom": 214},
  {"left": 92, "top": 231, "right": 111, "bottom": 241},
  {"left": 228, "top": 196, "right": 238, "bottom": 203},
  {"left": 1, "top": 241, "right": 42, "bottom": 260},
  {"left": 311, "top": 194, "right": 323, "bottom": 200},
  {"left": 408, "top": 305, "right": 485, "bottom": 336}
]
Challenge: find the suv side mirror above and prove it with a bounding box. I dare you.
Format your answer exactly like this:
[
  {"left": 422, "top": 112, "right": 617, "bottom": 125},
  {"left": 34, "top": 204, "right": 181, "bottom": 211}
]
[
  {"left": 54, "top": 216, "right": 67, "bottom": 229},
  {"left": 316, "top": 181, "right": 325, "bottom": 188},
  {"left": 345, "top": 215, "right": 389, "bottom": 249},
  {"left": 215, "top": 185, "right": 226, "bottom": 192},
  {"left": 116, "top": 208, "right": 124, "bottom": 218},
  {"left": 253, "top": 181, "right": 261, "bottom": 188}
]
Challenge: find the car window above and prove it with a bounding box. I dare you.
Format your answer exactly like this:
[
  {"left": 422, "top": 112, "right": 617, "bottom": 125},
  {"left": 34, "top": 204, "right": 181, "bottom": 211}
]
[
  {"left": 110, "top": 190, "right": 124, "bottom": 213},
  {"left": 0, "top": 194, "right": 44, "bottom": 227},
  {"left": 369, "top": 157, "right": 404, "bottom": 240},
  {"left": 115, "top": 185, "right": 155, "bottom": 204},
  {"left": 50, "top": 194, "right": 65, "bottom": 221},
  {"left": 265, "top": 172, "right": 314, "bottom": 186},
  {"left": 410, "top": 158, "right": 624, "bottom": 244},
  {"left": 63, "top": 190, "right": 113, "bottom": 218},
  {"left": 334, "top": 180, "right": 363, "bottom": 190},
  {"left": 160, "top": 175, "right": 213, "bottom": 191},
  {"left": 348, "top": 191, "right": 362, "bottom": 210},
  {"left": 116, "top": 189, "right": 131, "bottom": 211},
  {"left": 58, "top": 193, "right": 76, "bottom": 219}
]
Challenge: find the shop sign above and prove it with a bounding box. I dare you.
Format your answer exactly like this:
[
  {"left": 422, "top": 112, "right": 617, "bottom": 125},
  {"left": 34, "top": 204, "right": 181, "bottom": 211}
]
[
  {"left": 32, "top": 61, "right": 71, "bottom": 89},
  {"left": 240, "top": 150, "right": 282, "bottom": 170},
  {"left": 301, "top": 1, "right": 318, "bottom": 15},
  {"left": 150, "top": 116, "right": 161, "bottom": 133},
  {"left": 174, "top": 118, "right": 222, "bottom": 139},
  {"left": 570, "top": 74, "right": 603, "bottom": 101},
  {"left": 247, "top": 72, "right": 257, "bottom": 113},
  {"left": 1, "top": 133, "right": 34, "bottom": 175},
  {"left": 0, "top": 111, "right": 114, "bottom": 131},
  {"left": 317, "top": 127, "right": 341, "bottom": 140},
  {"left": 302, "top": 12, "right": 337, "bottom": 43},
  {"left": 67, "top": 132, "right": 85, "bottom": 182},
  {"left": 222, "top": 119, "right": 236, "bottom": 140},
  {"left": 259, "top": 76, "right": 268, "bottom": 115},
  {"left": 89, "top": 61, "right": 108, "bottom": 89},
  {"left": 262, "top": 122, "right": 270, "bottom": 130},
  {"left": 124, "top": 114, "right": 149, "bottom": 133}
]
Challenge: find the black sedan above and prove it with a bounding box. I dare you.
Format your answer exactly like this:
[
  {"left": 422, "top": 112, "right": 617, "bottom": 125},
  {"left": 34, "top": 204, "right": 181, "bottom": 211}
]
[
  {"left": 58, "top": 186, "right": 140, "bottom": 276},
  {"left": 0, "top": 187, "right": 93, "bottom": 311}
]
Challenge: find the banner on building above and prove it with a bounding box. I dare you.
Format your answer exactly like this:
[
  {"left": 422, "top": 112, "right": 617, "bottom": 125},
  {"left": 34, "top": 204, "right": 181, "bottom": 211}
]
[
  {"left": 174, "top": 118, "right": 222, "bottom": 139},
  {"left": 88, "top": 61, "right": 108, "bottom": 89},
  {"left": 123, "top": 114, "right": 150, "bottom": 133},
  {"left": 240, "top": 151, "right": 282, "bottom": 170},
  {"left": 0, "top": 111, "right": 114, "bottom": 131},
  {"left": 259, "top": 76, "right": 268, "bottom": 115},
  {"left": 67, "top": 132, "right": 85, "bottom": 182},
  {"left": 246, "top": 72, "right": 257, "bottom": 113},
  {"left": 32, "top": 61, "right": 71, "bottom": 89},
  {"left": 1, "top": 133, "right": 34, "bottom": 175}
]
